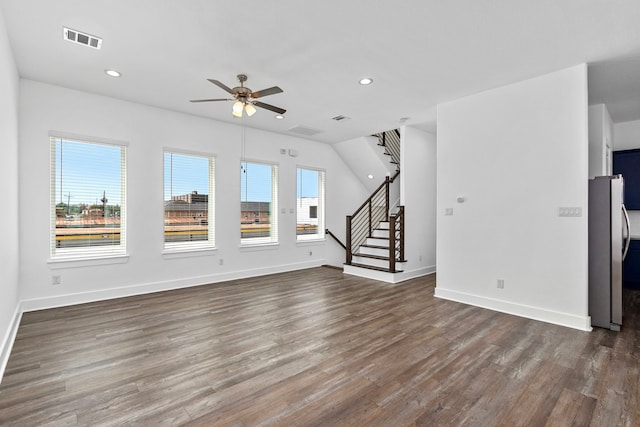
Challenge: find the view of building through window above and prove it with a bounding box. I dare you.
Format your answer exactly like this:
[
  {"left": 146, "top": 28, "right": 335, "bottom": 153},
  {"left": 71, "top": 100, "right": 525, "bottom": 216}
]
[
  {"left": 51, "top": 140, "right": 316, "bottom": 255},
  {"left": 50, "top": 136, "right": 126, "bottom": 256},
  {"left": 241, "top": 161, "right": 278, "bottom": 244},
  {"left": 297, "top": 167, "right": 325, "bottom": 240},
  {"left": 164, "top": 151, "right": 215, "bottom": 250}
]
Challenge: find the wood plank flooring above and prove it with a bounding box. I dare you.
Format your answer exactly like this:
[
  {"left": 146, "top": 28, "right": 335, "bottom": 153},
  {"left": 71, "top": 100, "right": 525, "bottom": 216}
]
[{"left": 1, "top": 267, "right": 639, "bottom": 426}]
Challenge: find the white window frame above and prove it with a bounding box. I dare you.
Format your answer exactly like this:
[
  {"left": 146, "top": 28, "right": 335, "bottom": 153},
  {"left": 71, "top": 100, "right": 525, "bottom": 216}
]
[
  {"left": 240, "top": 160, "right": 279, "bottom": 246},
  {"left": 296, "top": 167, "right": 325, "bottom": 241},
  {"left": 49, "top": 133, "right": 127, "bottom": 261},
  {"left": 163, "top": 149, "right": 216, "bottom": 253}
]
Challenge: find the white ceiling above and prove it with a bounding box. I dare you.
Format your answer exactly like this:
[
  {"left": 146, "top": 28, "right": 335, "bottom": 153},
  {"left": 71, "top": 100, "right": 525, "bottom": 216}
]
[{"left": 2, "top": 0, "right": 640, "bottom": 143}]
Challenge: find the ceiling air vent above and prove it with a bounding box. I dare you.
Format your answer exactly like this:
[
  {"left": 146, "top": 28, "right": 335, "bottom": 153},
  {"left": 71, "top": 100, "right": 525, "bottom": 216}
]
[
  {"left": 288, "top": 125, "right": 322, "bottom": 136},
  {"left": 63, "top": 27, "right": 102, "bottom": 50},
  {"left": 331, "top": 115, "right": 351, "bottom": 121}
]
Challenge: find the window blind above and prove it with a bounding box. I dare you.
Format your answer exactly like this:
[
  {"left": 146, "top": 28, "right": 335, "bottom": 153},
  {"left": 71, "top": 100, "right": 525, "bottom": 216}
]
[
  {"left": 241, "top": 161, "right": 278, "bottom": 244},
  {"left": 164, "top": 151, "right": 215, "bottom": 251},
  {"left": 296, "top": 167, "right": 325, "bottom": 240},
  {"left": 50, "top": 136, "right": 127, "bottom": 258}
]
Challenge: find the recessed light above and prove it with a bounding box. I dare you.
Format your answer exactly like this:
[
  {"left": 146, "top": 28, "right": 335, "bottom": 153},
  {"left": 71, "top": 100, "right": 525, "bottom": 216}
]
[
  {"left": 105, "top": 69, "right": 121, "bottom": 78},
  {"left": 274, "top": 114, "right": 285, "bottom": 120},
  {"left": 359, "top": 77, "right": 373, "bottom": 85},
  {"left": 367, "top": 174, "right": 374, "bottom": 180}
]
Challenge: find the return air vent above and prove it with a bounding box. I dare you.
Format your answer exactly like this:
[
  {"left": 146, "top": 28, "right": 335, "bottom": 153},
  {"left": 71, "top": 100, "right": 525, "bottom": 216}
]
[
  {"left": 287, "top": 125, "right": 322, "bottom": 136},
  {"left": 63, "top": 27, "right": 102, "bottom": 50}
]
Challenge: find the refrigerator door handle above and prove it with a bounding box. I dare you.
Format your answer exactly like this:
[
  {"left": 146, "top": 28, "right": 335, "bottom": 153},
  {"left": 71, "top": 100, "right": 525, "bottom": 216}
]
[{"left": 622, "top": 203, "right": 631, "bottom": 261}]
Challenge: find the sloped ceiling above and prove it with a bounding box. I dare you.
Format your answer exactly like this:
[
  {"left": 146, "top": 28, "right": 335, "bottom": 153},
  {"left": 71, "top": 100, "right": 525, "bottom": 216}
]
[{"left": 1, "top": 0, "right": 640, "bottom": 143}]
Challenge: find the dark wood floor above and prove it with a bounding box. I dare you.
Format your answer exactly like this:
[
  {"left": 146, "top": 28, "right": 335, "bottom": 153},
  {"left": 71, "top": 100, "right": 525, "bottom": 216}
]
[{"left": 1, "top": 267, "right": 639, "bottom": 426}]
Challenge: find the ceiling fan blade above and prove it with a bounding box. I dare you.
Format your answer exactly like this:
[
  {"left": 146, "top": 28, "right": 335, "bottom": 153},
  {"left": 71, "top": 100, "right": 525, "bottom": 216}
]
[
  {"left": 207, "top": 79, "right": 235, "bottom": 94},
  {"left": 254, "top": 101, "right": 286, "bottom": 114},
  {"left": 190, "top": 98, "right": 231, "bottom": 103},
  {"left": 251, "top": 86, "right": 283, "bottom": 98}
]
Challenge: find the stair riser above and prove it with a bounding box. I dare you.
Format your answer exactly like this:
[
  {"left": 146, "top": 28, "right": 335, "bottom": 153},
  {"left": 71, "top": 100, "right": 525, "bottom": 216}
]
[
  {"left": 372, "top": 229, "right": 389, "bottom": 238},
  {"left": 358, "top": 246, "right": 389, "bottom": 257},
  {"left": 343, "top": 264, "right": 406, "bottom": 283},
  {"left": 352, "top": 256, "right": 405, "bottom": 270},
  {"left": 351, "top": 256, "right": 392, "bottom": 269},
  {"left": 366, "top": 237, "right": 389, "bottom": 247}
]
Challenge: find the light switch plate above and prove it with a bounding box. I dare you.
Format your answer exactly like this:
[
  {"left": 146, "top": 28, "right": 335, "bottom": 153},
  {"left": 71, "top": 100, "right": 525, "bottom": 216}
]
[{"left": 558, "top": 207, "right": 582, "bottom": 217}]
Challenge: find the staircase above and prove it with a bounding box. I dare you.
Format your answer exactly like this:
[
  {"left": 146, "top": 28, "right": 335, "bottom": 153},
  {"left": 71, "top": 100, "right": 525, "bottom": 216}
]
[
  {"left": 343, "top": 128, "right": 407, "bottom": 283},
  {"left": 349, "top": 207, "right": 405, "bottom": 272},
  {"left": 374, "top": 129, "right": 401, "bottom": 172}
]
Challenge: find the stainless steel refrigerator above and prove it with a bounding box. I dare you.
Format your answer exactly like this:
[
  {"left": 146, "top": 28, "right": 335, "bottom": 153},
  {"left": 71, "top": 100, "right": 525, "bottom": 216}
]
[{"left": 588, "top": 175, "right": 631, "bottom": 331}]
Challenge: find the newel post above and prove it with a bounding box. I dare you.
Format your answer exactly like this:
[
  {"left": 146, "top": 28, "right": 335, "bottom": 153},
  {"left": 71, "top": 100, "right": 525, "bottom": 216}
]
[
  {"left": 385, "top": 176, "right": 390, "bottom": 221},
  {"left": 346, "top": 215, "right": 353, "bottom": 265},
  {"left": 399, "top": 205, "right": 405, "bottom": 262},
  {"left": 389, "top": 213, "right": 396, "bottom": 272}
]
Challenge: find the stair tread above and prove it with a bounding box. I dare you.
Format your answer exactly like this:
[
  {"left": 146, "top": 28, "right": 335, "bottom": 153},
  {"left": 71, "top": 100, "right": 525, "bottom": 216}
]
[
  {"left": 354, "top": 253, "right": 392, "bottom": 261},
  {"left": 360, "top": 244, "right": 389, "bottom": 249}
]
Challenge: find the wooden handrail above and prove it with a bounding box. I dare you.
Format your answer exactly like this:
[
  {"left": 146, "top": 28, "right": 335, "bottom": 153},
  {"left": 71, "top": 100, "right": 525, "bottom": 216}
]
[
  {"left": 351, "top": 177, "right": 390, "bottom": 219},
  {"left": 349, "top": 170, "right": 399, "bottom": 219},
  {"left": 325, "top": 228, "right": 346, "bottom": 250}
]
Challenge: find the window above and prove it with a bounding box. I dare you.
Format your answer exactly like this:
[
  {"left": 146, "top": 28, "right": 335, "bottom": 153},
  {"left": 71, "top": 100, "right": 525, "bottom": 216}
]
[
  {"left": 164, "top": 151, "right": 215, "bottom": 251},
  {"left": 50, "top": 136, "right": 126, "bottom": 258},
  {"left": 297, "top": 168, "right": 325, "bottom": 240},
  {"left": 241, "top": 161, "right": 278, "bottom": 244}
]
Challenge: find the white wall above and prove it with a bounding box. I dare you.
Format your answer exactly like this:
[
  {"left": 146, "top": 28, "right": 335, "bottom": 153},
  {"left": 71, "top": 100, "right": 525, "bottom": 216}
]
[
  {"left": 0, "top": 6, "right": 21, "bottom": 380},
  {"left": 400, "top": 126, "right": 437, "bottom": 278},
  {"left": 588, "top": 104, "right": 613, "bottom": 178},
  {"left": 18, "top": 80, "right": 367, "bottom": 309},
  {"left": 614, "top": 119, "right": 640, "bottom": 151},
  {"left": 435, "top": 64, "right": 590, "bottom": 330},
  {"left": 332, "top": 135, "right": 395, "bottom": 193}
]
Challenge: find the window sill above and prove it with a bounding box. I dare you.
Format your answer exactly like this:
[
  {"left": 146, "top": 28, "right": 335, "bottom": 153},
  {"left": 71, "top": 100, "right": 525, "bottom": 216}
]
[
  {"left": 162, "top": 247, "right": 218, "bottom": 259},
  {"left": 48, "top": 254, "right": 129, "bottom": 269},
  {"left": 296, "top": 238, "right": 326, "bottom": 246},
  {"left": 239, "top": 242, "right": 280, "bottom": 252}
]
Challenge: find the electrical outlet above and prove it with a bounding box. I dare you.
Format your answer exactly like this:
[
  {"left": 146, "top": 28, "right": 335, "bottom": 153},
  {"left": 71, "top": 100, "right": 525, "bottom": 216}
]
[
  {"left": 497, "top": 279, "right": 504, "bottom": 289},
  {"left": 52, "top": 275, "right": 61, "bottom": 285},
  {"left": 309, "top": 251, "right": 313, "bottom": 256},
  {"left": 219, "top": 258, "right": 224, "bottom": 266}
]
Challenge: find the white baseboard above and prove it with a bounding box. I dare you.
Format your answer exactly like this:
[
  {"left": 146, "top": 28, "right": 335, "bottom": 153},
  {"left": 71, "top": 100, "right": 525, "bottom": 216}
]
[
  {"left": 21, "top": 260, "right": 325, "bottom": 313},
  {"left": 395, "top": 265, "right": 436, "bottom": 282},
  {"left": 0, "top": 302, "right": 23, "bottom": 384},
  {"left": 434, "top": 287, "right": 592, "bottom": 331}
]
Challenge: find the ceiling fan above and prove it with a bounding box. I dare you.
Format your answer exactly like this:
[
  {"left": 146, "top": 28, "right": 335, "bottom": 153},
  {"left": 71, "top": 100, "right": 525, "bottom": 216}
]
[{"left": 190, "top": 74, "right": 286, "bottom": 118}]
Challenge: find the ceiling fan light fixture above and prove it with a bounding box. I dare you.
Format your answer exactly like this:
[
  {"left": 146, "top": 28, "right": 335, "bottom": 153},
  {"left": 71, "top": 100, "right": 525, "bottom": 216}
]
[
  {"left": 245, "top": 103, "right": 257, "bottom": 116},
  {"left": 232, "top": 100, "right": 245, "bottom": 117},
  {"left": 192, "top": 74, "right": 285, "bottom": 118}
]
